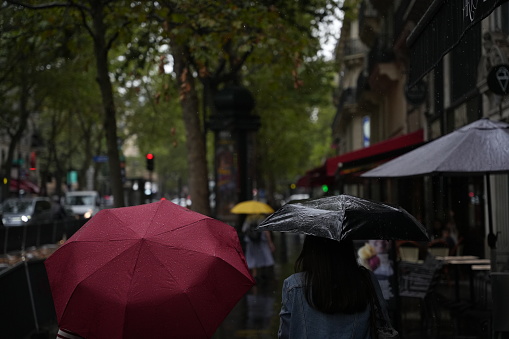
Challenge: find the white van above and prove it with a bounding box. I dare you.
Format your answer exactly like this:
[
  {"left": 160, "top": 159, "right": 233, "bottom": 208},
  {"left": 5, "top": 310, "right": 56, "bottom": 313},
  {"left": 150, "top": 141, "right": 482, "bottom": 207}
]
[{"left": 64, "top": 191, "right": 101, "bottom": 219}]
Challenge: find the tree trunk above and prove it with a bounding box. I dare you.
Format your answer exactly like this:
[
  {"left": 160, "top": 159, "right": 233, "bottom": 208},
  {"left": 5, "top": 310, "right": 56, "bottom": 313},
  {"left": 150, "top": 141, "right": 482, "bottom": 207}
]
[
  {"left": 1, "top": 76, "right": 31, "bottom": 200},
  {"left": 90, "top": 2, "right": 124, "bottom": 207},
  {"left": 171, "top": 44, "right": 210, "bottom": 215}
]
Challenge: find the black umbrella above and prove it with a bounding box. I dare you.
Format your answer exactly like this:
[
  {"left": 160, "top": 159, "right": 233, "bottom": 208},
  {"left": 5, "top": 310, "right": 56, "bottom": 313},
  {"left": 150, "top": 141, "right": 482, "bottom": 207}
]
[
  {"left": 361, "top": 118, "right": 509, "bottom": 249},
  {"left": 256, "top": 195, "right": 429, "bottom": 242}
]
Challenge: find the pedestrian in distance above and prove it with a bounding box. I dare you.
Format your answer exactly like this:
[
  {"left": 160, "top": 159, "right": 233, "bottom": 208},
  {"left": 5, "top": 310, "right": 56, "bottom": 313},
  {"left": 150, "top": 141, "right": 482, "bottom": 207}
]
[
  {"left": 278, "top": 235, "right": 391, "bottom": 339},
  {"left": 242, "top": 214, "right": 276, "bottom": 282}
]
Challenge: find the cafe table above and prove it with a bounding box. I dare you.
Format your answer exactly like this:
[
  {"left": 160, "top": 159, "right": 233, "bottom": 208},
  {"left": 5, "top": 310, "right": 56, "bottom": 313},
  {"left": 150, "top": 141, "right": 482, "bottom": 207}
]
[{"left": 435, "top": 256, "right": 491, "bottom": 302}]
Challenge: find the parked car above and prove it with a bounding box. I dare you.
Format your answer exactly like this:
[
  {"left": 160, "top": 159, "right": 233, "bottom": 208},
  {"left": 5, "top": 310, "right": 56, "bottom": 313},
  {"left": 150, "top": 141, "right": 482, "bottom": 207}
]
[
  {"left": 1, "top": 197, "right": 54, "bottom": 227},
  {"left": 64, "top": 191, "right": 101, "bottom": 219}
]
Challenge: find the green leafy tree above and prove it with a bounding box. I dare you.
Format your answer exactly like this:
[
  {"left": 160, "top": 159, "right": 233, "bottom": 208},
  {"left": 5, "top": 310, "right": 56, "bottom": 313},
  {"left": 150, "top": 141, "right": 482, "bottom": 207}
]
[
  {"left": 247, "top": 56, "right": 336, "bottom": 204},
  {"left": 5, "top": 0, "right": 158, "bottom": 207},
  {"left": 38, "top": 56, "right": 105, "bottom": 197},
  {"left": 115, "top": 54, "right": 188, "bottom": 197},
  {"left": 151, "top": 0, "right": 341, "bottom": 214},
  {"left": 0, "top": 3, "right": 67, "bottom": 199},
  {"left": 3, "top": 1, "right": 342, "bottom": 213}
]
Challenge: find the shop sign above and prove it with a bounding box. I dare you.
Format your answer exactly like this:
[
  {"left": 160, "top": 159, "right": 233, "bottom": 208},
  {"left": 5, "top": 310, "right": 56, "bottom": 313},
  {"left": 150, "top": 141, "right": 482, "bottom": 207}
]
[
  {"left": 405, "top": 80, "right": 427, "bottom": 105},
  {"left": 487, "top": 64, "right": 509, "bottom": 95}
]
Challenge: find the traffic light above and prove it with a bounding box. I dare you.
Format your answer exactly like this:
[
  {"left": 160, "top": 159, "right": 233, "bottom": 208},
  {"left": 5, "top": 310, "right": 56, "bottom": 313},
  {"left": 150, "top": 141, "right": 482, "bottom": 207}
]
[
  {"left": 29, "top": 151, "right": 37, "bottom": 171},
  {"left": 146, "top": 153, "right": 155, "bottom": 171},
  {"left": 322, "top": 184, "right": 329, "bottom": 193}
]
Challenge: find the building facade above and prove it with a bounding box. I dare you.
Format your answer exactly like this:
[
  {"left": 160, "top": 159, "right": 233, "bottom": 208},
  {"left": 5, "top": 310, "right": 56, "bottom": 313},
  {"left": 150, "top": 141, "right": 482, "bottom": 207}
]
[{"left": 298, "top": 0, "right": 509, "bottom": 267}]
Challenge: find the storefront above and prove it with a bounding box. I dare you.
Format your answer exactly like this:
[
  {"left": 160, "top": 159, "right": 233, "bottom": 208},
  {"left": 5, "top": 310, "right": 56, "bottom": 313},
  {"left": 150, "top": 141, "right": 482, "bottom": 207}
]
[{"left": 297, "top": 130, "right": 425, "bottom": 217}]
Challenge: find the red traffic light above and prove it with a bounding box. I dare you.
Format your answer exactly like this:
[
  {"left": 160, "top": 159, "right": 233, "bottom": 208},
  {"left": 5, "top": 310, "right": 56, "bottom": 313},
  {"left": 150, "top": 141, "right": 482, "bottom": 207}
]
[{"left": 146, "top": 153, "right": 155, "bottom": 171}]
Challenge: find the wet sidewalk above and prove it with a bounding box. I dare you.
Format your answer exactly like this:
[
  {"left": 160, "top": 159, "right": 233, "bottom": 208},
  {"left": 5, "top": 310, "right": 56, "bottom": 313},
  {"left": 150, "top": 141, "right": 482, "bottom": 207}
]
[
  {"left": 21, "top": 232, "right": 494, "bottom": 339},
  {"left": 213, "top": 232, "right": 493, "bottom": 339}
]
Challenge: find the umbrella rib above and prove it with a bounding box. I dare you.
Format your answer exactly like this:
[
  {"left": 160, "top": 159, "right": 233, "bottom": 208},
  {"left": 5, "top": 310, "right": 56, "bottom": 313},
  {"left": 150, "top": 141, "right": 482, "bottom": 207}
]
[
  {"left": 58, "top": 240, "right": 142, "bottom": 328},
  {"left": 148, "top": 218, "right": 209, "bottom": 238},
  {"left": 139, "top": 243, "right": 211, "bottom": 336},
  {"left": 433, "top": 132, "right": 472, "bottom": 171}
]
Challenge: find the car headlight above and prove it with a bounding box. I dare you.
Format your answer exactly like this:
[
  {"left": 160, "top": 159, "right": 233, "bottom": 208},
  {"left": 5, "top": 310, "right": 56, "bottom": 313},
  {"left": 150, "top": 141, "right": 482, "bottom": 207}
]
[
  {"left": 21, "top": 215, "right": 31, "bottom": 222},
  {"left": 84, "top": 210, "right": 93, "bottom": 219}
]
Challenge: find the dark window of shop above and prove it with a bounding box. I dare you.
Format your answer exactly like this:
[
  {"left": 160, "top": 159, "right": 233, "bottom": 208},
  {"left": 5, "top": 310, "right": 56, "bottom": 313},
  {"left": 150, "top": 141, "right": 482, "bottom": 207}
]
[
  {"left": 499, "top": 3, "right": 509, "bottom": 33},
  {"left": 433, "top": 62, "right": 444, "bottom": 122},
  {"left": 450, "top": 24, "right": 482, "bottom": 104}
]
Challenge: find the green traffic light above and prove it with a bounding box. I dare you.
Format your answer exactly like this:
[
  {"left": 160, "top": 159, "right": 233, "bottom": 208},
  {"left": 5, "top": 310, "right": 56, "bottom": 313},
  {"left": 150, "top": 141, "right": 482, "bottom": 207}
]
[{"left": 322, "top": 184, "right": 329, "bottom": 193}]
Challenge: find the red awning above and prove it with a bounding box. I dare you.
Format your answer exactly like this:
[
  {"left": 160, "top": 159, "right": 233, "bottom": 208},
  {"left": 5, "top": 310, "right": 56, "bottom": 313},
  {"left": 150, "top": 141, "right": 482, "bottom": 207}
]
[
  {"left": 9, "top": 178, "right": 40, "bottom": 194},
  {"left": 326, "top": 129, "right": 425, "bottom": 176},
  {"left": 296, "top": 164, "right": 333, "bottom": 188}
]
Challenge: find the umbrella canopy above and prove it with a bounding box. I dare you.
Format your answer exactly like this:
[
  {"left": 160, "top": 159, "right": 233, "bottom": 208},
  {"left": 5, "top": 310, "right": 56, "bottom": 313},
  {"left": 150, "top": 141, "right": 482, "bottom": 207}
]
[
  {"left": 45, "top": 200, "right": 254, "bottom": 339},
  {"left": 361, "top": 118, "right": 509, "bottom": 248},
  {"left": 256, "top": 195, "right": 429, "bottom": 242},
  {"left": 231, "top": 200, "right": 274, "bottom": 214},
  {"left": 361, "top": 118, "right": 509, "bottom": 177}
]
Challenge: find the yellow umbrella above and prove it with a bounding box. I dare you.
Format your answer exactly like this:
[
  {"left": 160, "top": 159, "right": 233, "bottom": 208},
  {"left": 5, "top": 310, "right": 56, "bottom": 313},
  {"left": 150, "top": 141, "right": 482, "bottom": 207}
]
[{"left": 231, "top": 200, "right": 274, "bottom": 215}]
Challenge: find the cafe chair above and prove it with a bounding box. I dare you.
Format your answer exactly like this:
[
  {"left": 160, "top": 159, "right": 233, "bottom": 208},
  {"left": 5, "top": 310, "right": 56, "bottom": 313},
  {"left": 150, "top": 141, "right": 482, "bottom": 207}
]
[
  {"left": 399, "top": 253, "right": 444, "bottom": 337},
  {"left": 397, "top": 240, "right": 420, "bottom": 263},
  {"left": 428, "top": 240, "right": 450, "bottom": 258}
]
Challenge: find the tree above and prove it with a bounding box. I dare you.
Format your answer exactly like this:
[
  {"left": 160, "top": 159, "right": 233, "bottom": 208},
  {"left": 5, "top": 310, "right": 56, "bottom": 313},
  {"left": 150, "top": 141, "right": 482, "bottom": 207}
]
[
  {"left": 115, "top": 52, "right": 189, "bottom": 196},
  {"left": 3, "top": 0, "right": 342, "bottom": 213},
  {"left": 0, "top": 3, "right": 62, "bottom": 199},
  {"left": 5, "top": 0, "right": 155, "bottom": 207},
  {"left": 38, "top": 57, "right": 105, "bottom": 197},
  {"left": 247, "top": 56, "right": 336, "bottom": 204},
  {"left": 152, "top": 0, "right": 341, "bottom": 214}
]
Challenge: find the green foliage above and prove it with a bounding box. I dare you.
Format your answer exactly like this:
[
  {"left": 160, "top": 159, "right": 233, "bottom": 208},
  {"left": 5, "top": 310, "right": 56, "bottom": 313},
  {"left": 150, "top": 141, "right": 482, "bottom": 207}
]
[
  {"left": 1, "top": 0, "right": 343, "bottom": 201},
  {"left": 116, "top": 64, "right": 189, "bottom": 192},
  {"left": 247, "top": 55, "right": 336, "bottom": 193}
]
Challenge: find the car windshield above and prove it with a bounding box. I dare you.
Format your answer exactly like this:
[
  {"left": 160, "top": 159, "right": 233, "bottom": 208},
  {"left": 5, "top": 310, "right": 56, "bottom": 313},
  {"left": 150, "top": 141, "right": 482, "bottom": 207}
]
[
  {"left": 2, "top": 200, "right": 33, "bottom": 214},
  {"left": 66, "top": 195, "right": 95, "bottom": 206}
]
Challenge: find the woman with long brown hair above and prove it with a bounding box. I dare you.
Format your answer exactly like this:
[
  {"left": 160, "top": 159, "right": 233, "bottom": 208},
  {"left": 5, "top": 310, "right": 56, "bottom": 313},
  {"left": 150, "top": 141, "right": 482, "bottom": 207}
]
[{"left": 278, "top": 235, "right": 389, "bottom": 338}]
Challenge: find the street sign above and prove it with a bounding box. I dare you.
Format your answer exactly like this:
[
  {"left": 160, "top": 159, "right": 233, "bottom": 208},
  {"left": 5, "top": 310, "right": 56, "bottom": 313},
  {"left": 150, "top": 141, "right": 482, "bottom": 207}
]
[{"left": 93, "top": 155, "right": 109, "bottom": 163}]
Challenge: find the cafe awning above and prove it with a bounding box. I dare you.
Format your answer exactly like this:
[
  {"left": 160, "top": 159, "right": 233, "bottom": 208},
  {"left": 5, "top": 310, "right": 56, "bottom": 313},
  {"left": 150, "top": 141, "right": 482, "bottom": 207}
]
[
  {"left": 407, "top": 0, "right": 509, "bottom": 88},
  {"left": 326, "top": 129, "right": 425, "bottom": 176},
  {"left": 9, "top": 178, "right": 40, "bottom": 194},
  {"left": 296, "top": 163, "right": 333, "bottom": 188}
]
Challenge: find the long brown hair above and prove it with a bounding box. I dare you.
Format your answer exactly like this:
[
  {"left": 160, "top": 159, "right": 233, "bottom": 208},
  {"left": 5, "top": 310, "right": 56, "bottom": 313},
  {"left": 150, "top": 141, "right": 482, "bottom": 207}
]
[{"left": 295, "top": 236, "right": 371, "bottom": 314}]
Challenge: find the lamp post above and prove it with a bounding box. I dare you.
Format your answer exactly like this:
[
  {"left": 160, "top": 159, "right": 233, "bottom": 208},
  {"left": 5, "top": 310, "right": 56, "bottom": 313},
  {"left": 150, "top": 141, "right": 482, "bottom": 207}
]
[{"left": 208, "top": 86, "right": 260, "bottom": 224}]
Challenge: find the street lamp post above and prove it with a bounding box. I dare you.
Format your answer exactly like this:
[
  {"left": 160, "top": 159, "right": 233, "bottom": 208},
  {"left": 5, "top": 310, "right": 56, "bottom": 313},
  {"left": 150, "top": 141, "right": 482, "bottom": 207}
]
[{"left": 208, "top": 86, "right": 260, "bottom": 224}]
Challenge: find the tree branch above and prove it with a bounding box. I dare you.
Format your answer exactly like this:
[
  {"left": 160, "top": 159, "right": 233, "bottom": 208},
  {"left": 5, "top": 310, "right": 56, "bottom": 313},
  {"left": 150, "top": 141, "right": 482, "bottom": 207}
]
[{"left": 6, "top": 0, "right": 89, "bottom": 12}]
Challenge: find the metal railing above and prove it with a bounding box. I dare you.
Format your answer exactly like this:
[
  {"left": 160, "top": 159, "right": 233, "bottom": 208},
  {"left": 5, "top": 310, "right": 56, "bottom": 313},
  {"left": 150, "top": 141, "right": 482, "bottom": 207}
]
[{"left": 1, "top": 219, "right": 87, "bottom": 255}]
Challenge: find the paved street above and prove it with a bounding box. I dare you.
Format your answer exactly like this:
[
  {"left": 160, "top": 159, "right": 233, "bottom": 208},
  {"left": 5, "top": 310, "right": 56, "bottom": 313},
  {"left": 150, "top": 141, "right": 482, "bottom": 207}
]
[
  {"left": 213, "top": 232, "right": 492, "bottom": 339},
  {"left": 213, "top": 232, "right": 302, "bottom": 339}
]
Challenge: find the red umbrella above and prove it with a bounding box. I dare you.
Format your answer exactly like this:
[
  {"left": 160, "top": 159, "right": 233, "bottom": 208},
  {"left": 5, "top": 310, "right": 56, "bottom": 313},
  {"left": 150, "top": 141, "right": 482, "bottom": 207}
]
[{"left": 45, "top": 200, "right": 254, "bottom": 339}]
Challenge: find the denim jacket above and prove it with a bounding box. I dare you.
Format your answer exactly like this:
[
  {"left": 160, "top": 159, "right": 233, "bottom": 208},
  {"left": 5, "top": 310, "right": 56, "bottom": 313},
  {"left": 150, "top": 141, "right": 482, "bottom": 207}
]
[{"left": 278, "top": 271, "right": 388, "bottom": 339}]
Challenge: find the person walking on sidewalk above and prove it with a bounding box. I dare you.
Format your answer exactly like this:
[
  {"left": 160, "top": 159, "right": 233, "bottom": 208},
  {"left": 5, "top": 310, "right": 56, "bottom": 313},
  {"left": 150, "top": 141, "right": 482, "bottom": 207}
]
[
  {"left": 278, "top": 236, "right": 390, "bottom": 339},
  {"left": 242, "top": 214, "right": 275, "bottom": 281}
]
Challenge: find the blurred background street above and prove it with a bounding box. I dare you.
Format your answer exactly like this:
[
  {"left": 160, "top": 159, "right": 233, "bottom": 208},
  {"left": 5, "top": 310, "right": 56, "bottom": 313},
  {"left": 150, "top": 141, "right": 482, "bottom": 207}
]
[{"left": 2, "top": 0, "right": 509, "bottom": 337}]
